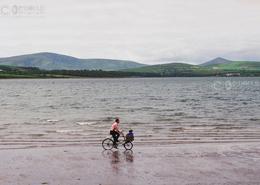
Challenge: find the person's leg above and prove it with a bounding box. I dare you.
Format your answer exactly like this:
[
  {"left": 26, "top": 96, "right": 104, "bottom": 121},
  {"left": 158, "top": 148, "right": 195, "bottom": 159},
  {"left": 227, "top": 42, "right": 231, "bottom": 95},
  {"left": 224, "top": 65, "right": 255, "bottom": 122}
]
[
  {"left": 110, "top": 131, "right": 118, "bottom": 145},
  {"left": 110, "top": 131, "right": 119, "bottom": 148},
  {"left": 115, "top": 132, "right": 120, "bottom": 142}
]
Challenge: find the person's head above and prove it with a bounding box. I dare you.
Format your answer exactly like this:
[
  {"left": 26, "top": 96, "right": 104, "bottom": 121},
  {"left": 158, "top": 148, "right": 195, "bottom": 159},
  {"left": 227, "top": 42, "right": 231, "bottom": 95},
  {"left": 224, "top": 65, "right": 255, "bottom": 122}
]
[
  {"left": 129, "top": 129, "right": 133, "bottom": 133},
  {"left": 115, "top": 118, "right": 120, "bottom": 123}
]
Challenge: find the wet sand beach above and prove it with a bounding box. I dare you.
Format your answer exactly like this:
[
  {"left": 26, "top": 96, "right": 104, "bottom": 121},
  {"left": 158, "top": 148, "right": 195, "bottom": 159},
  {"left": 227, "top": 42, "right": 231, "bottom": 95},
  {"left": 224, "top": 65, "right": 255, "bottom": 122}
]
[{"left": 0, "top": 142, "right": 260, "bottom": 185}]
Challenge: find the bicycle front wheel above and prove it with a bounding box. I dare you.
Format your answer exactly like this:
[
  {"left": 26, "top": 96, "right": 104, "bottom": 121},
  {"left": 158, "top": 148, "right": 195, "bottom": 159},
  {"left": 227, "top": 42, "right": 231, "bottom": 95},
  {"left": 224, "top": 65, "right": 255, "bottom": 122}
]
[
  {"left": 124, "top": 142, "right": 133, "bottom": 150},
  {"left": 102, "top": 138, "right": 114, "bottom": 150}
]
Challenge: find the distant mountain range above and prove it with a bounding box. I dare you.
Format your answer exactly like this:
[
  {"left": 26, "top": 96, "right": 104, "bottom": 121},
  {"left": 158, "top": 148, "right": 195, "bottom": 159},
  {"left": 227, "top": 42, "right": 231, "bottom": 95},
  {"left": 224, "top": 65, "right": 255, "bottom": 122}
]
[
  {"left": 0, "top": 53, "right": 260, "bottom": 77},
  {"left": 0, "top": 52, "right": 146, "bottom": 71}
]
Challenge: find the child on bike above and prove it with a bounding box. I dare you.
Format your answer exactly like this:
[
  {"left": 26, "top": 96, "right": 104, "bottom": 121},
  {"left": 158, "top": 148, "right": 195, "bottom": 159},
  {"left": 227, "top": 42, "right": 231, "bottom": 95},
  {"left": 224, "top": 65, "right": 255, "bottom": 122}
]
[{"left": 125, "top": 129, "right": 134, "bottom": 143}]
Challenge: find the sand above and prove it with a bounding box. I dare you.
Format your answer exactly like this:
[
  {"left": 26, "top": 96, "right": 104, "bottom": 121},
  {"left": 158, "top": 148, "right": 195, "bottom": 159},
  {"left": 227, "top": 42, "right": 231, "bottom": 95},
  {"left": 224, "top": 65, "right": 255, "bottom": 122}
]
[{"left": 0, "top": 142, "right": 260, "bottom": 185}]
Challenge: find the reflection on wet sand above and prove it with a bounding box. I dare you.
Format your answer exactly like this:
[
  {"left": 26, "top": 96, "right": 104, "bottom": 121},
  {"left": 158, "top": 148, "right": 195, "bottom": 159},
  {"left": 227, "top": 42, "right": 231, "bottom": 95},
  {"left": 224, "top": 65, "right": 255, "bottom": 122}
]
[
  {"left": 111, "top": 151, "right": 120, "bottom": 173},
  {"left": 102, "top": 150, "right": 134, "bottom": 174},
  {"left": 124, "top": 150, "right": 134, "bottom": 163}
]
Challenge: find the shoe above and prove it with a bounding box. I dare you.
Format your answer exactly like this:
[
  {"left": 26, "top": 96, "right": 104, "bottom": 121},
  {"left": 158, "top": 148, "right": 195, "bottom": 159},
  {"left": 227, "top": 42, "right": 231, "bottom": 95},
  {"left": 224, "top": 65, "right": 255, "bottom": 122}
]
[{"left": 113, "top": 144, "right": 118, "bottom": 149}]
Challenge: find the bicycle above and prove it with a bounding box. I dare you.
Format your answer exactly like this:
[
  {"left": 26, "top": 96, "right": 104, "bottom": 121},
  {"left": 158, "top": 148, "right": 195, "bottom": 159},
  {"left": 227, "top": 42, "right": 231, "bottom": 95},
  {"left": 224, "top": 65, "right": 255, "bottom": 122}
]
[{"left": 102, "top": 133, "right": 133, "bottom": 150}]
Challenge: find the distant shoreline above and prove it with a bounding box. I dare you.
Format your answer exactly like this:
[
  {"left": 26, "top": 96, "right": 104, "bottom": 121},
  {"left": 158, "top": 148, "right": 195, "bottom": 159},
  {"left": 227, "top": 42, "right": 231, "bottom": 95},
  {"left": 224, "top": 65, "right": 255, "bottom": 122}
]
[
  {"left": 1, "top": 69, "right": 260, "bottom": 79},
  {"left": 1, "top": 75, "right": 260, "bottom": 79},
  {"left": 1, "top": 76, "right": 260, "bottom": 79}
]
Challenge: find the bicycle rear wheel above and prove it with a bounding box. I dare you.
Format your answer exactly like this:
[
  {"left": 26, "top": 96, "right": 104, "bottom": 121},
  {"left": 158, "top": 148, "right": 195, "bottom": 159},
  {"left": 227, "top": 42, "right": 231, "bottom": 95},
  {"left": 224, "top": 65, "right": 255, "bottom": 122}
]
[
  {"left": 102, "top": 138, "right": 114, "bottom": 150},
  {"left": 123, "top": 142, "right": 133, "bottom": 150}
]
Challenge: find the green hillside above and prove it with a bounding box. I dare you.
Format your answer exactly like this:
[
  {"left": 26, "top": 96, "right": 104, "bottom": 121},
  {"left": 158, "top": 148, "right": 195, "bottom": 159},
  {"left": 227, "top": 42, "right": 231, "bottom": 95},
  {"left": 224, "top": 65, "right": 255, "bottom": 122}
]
[
  {"left": 0, "top": 65, "right": 143, "bottom": 78},
  {"left": 124, "top": 63, "right": 219, "bottom": 77},
  {"left": 206, "top": 61, "right": 260, "bottom": 71}
]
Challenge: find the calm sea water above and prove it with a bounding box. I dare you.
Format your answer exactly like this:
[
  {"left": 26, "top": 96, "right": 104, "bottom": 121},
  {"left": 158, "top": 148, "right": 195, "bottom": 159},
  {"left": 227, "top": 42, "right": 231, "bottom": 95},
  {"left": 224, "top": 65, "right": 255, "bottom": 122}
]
[{"left": 0, "top": 77, "right": 259, "bottom": 148}]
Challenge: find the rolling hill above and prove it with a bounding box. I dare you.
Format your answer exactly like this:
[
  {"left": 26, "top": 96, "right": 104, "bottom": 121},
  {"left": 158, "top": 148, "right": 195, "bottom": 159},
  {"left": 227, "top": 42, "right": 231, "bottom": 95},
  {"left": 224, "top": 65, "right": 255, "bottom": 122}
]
[
  {"left": 0, "top": 52, "right": 146, "bottom": 71},
  {"left": 200, "top": 57, "right": 232, "bottom": 66}
]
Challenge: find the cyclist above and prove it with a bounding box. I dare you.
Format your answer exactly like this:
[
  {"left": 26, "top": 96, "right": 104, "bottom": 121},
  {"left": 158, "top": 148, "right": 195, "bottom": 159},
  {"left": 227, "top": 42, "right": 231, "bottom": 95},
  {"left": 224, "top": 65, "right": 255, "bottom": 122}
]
[{"left": 110, "top": 118, "right": 122, "bottom": 148}]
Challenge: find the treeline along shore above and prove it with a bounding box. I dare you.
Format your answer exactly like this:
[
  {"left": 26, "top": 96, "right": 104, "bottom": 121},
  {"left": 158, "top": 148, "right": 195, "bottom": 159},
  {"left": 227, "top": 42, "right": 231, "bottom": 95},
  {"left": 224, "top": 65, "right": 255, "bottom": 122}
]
[{"left": 0, "top": 65, "right": 260, "bottom": 78}]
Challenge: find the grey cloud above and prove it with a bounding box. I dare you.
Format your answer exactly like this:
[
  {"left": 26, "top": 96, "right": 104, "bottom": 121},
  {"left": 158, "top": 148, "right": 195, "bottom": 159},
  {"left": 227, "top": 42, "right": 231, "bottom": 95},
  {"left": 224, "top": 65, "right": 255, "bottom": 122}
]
[{"left": 0, "top": 0, "right": 259, "bottom": 64}]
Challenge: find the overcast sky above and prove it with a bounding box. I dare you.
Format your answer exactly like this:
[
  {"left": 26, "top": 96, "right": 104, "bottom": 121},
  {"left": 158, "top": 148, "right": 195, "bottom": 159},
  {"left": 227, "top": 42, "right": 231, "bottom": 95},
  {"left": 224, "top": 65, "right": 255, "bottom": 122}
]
[{"left": 0, "top": 0, "right": 259, "bottom": 64}]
